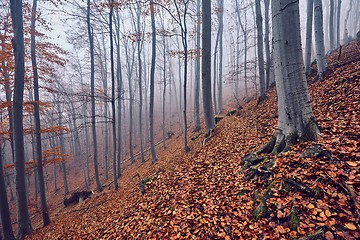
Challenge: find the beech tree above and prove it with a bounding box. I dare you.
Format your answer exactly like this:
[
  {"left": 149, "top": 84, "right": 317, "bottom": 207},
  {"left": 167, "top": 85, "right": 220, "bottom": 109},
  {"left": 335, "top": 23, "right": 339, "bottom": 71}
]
[
  {"left": 0, "top": 144, "right": 15, "bottom": 239},
  {"left": 30, "top": 0, "right": 50, "bottom": 226},
  {"left": 10, "top": 0, "right": 33, "bottom": 238},
  {"left": 149, "top": 0, "right": 157, "bottom": 161},
  {"left": 314, "top": 0, "right": 327, "bottom": 78},
  {"left": 261, "top": 0, "right": 319, "bottom": 154},
  {"left": 255, "top": 0, "right": 266, "bottom": 103},
  {"left": 305, "top": 0, "right": 314, "bottom": 75},
  {"left": 87, "top": 0, "right": 102, "bottom": 192},
  {"left": 202, "top": 0, "right": 215, "bottom": 134}
]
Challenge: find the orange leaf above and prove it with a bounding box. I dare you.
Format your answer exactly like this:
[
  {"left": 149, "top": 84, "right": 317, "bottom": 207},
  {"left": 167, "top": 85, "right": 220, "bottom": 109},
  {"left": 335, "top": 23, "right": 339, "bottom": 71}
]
[
  {"left": 325, "top": 231, "right": 334, "bottom": 240},
  {"left": 344, "top": 222, "right": 357, "bottom": 230}
]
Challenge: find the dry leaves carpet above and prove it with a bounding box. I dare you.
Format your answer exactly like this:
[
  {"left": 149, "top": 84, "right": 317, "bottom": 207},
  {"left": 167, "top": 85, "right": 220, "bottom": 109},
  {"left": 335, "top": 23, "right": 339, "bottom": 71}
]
[{"left": 26, "top": 40, "right": 360, "bottom": 239}]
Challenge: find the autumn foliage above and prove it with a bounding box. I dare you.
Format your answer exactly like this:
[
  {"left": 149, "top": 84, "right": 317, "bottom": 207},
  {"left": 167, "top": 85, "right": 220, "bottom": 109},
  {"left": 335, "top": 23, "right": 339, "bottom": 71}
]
[{"left": 26, "top": 41, "right": 359, "bottom": 239}]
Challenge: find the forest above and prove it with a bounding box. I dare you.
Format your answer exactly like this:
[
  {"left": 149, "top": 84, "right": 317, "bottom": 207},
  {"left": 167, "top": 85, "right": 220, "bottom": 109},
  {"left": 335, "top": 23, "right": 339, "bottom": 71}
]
[{"left": 0, "top": 0, "right": 359, "bottom": 239}]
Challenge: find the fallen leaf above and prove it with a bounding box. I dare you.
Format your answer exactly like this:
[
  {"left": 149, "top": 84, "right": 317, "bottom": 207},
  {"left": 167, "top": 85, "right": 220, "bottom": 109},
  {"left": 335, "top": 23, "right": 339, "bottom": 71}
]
[{"left": 344, "top": 222, "right": 357, "bottom": 231}]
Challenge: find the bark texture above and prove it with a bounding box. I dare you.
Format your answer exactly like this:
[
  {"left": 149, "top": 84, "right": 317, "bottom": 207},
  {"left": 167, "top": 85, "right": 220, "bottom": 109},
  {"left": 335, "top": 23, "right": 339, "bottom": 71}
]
[
  {"left": 314, "top": 0, "right": 327, "bottom": 78},
  {"left": 264, "top": 0, "right": 319, "bottom": 154}
]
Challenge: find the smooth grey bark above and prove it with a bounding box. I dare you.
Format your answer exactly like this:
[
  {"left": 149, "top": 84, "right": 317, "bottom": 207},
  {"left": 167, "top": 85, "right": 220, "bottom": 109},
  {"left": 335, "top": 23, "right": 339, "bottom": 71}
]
[
  {"left": 10, "top": 0, "right": 33, "bottom": 237},
  {"left": 202, "top": 0, "right": 215, "bottom": 134},
  {"left": 98, "top": 35, "right": 109, "bottom": 179},
  {"left": 87, "top": 0, "right": 102, "bottom": 192},
  {"left": 30, "top": 0, "right": 50, "bottom": 226},
  {"left": 314, "top": 0, "right": 327, "bottom": 78},
  {"left": 265, "top": 0, "right": 319, "bottom": 154},
  {"left": 115, "top": 7, "right": 123, "bottom": 178},
  {"left": 217, "top": 0, "right": 224, "bottom": 113},
  {"left": 124, "top": 29, "right": 135, "bottom": 164},
  {"left": 136, "top": 2, "right": 145, "bottom": 163},
  {"left": 235, "top": 0, "right": 248, "bottom": 100},
  {"left": 305, "top": 0, "right": 314, "bottom": 75},
  {"left": 57, "top": 101, "right": 69, "bottom": 195},
  {"left": 159, "top": 11, "right": 167, "bottom": 149},
  {"left": 336, "top": 0, "right": 341, "bottom": 47},
  {"left": 149, "top": 0, "right": 158, "bottom": 162},
  {"left": 329, "top": 0, "right": 335, "bottom": 50},
  {"left": 109, "top": 0, "right": 118, "bottom": 190},
  {"left": 343, "top": 0, "right": 353, "bottom": 42},
  {"left": 193, "top": 0, "right": 201, "bottom": 132},
  {"left": 255, "top": 0, "right": 266, "bottom": 103},
  {"left": 264, "top": 0, "right": 271, "bottom": 90},
  {"left": 0, "top": 145, "right": 15, "bottom": 240}
]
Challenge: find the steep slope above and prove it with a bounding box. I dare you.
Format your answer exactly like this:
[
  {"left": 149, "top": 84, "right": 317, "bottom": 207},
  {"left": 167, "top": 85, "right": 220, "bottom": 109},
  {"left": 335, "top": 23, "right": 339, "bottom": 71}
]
[{"left": 26, "top": 40, "right": 359, "bottom": 239}]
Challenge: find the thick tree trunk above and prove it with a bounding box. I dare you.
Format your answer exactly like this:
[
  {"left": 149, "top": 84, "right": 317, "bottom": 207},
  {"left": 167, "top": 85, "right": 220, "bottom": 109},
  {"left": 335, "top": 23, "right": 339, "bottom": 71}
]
[
  {"left": 264, "top": 0, "right": 319, "bottom": 154},
  {"left": 87, "top": 0, "right": 102, "bottom": 192},
  {"left": 10, "top": 0, "right": 33, "bottom": 237},
  {"left": 255, "top": 0, "right": 266, "bottom": 103},
  {"left": 149, "top": 0, "right": 158, "bottom": 162},
  {"left": 314, "top": 0, "right": 327, "bottom": 78},
  {"left": 30, "top": 0, "right": 50, "bottom": 226},
  {"left": 202, "top": 0, "right": 215, "bottom": 134},
  {"left": 305, "top": 0, "right": 314, "bottom": 75}
]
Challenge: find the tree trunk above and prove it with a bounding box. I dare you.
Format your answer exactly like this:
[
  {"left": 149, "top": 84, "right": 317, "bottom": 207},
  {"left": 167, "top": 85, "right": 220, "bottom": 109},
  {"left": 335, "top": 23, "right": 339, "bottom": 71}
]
[
  {"left": 57, "top": 101, "right": 69, "bottom": 195},
  {"left": 336, "top": 0, "right": 342, "bottom": 47},
  {"left": 343, "top": 0, "right": 353, "bottom": 43},
  {"left": 115, "top": 7, "right": 123, "bottom": 178},
  {"left": 136, "top": 2, "right": 145, "bottom": 163},
  {"left": 149, "top": 0, "right": 158, "bottom": 162},
  {"left": 217, "top": 0, "right": 224, "bottom": 113},
  {"left": 305, "top": 0, "right": 314, "bottom": 75},
  {"left": 0, "top": 145, "right": 15, "bottom": 239},
  {"left": 263, "top": 0, "right": 319, "bottom": 154},
  {"left": 314, "top": 0, "right": 327, "bottom": 78},
  {"left": 193, "top": 0, "right": 201, "bottom": 132},
  {"left": 264, "top": 0, "right": 271, "bottom": 90},
  {"left": 109, "top": 0, "right": 118, "bottom": 190},
  {"left": 10, "top": 0, "right": 33, "bottom": 237},
  {"left": 87, "top": 0, "right": 102, "bottom": 192},
  {"left": 30, "top": 0, "right": 50, "bottom": 226},
  {"left": 255, "top": 0, "right": 266, "bottom": 103},
  {"left": 329, "top": 0, "right": 335, "bottom": 50},
  {"left": 202, "top": 0, "right": 215, "bottom": 134}
]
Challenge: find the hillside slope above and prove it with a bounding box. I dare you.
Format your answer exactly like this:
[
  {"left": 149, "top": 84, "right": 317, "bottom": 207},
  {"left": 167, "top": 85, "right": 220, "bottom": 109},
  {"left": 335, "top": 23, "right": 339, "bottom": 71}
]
[{"left": 27, "top": 40, "right": 360, "bottom": 239}]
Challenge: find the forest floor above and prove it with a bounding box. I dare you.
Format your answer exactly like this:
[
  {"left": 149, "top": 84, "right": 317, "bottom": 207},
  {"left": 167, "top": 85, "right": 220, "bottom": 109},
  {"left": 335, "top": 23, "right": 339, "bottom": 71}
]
[{"left": 26, "top": 40, "right": 360, "bottom": 239}]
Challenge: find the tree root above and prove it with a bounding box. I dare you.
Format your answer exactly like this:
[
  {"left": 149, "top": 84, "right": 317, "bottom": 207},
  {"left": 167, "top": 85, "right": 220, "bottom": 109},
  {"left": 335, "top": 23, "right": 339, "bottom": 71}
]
[
  {"left": 253, "top": 182, "right": 274, "bottom": 220},
  {"left": 326, "top": 173, "right": 360, "bottom": 230},
  {"left": 283, "top": 177, "right": 323, "bottom": 198},
  {"left": 258, "top": 129, "right": 298, "bottom": 154},
  {"left": 298, "top": 228, "right": 324, "bottom": 240},
  {"left": 240, "top": 154, "right": 276, "bottom": 181}
]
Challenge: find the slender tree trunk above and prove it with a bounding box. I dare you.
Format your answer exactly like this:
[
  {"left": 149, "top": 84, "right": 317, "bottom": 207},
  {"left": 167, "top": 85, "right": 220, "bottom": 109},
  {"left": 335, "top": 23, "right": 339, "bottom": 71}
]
[
  {"left": 109, "top": 0, "right": 118, "bottom": 190},
  {"left": 10, "top": 0, "right": 33, "bottom": 237},
  {"left": 87, "top": 0, "right": 102, "bottom": 192},
  {"left": 136, "top": 2, "right": 145, "bottom": 163},
  {"left": 217, "top": 0, "right": 224, "bottom": 113},
  {"left": 149, "top": 0, "right": 158, "bottom": 162},
  {"left": 255, "top": 0, "right": 266, "bottom": 103},
  {"left": 314, "top": 0, "right": 327, "bottom": 78},
  {"left": 305, "top": 0, "right": 314, "bottom": 75},
  {"left": 264, "top": 0, "right": 271, "bottom": 90},
  {"left": 30, "top": 0, "right": 50, "bottom": 226},
  {"left": 115, "top": 7, "right": 123, "bottom": 178},
  {"left": 57, "top": 101, "right": 69, "bottom": 195},
  {"left": 193, "top": 0, "right": 201, "bottom": 132},
  {"left": 343, "top": 0, "right": 353, "bottom": 43},
  {"left": 0, "top": 145, "right": 15, "bottom": 239},
  {"left": 336, "top": 0, "right": 342, "bottom": 47},
  {"left": 329, "top": 0, "right": 335, "bottom": 50},
  {"left": 202, "top": 0, "right": 215, "bottom": 134}
]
